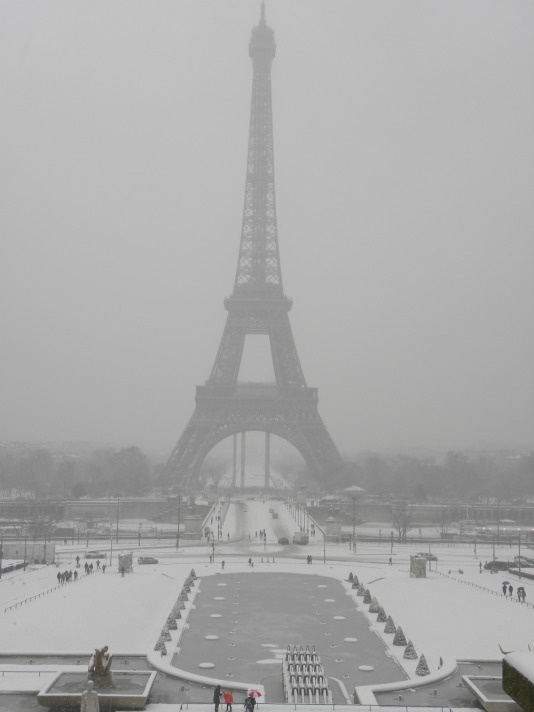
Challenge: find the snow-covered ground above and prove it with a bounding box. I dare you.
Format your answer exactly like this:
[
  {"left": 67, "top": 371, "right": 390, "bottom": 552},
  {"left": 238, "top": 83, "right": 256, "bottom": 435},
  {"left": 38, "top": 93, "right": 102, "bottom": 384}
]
[{"left": 0, "top": 496, "right": 531, "bottom": 707}]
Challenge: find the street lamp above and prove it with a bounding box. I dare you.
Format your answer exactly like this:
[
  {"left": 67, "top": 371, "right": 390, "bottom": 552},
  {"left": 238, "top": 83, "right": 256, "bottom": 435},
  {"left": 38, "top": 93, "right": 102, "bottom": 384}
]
[
  {"left": 351, "top": 495, "right": 356, "bottom": 553},
  {"left": 116, "top": 495, "right": 120, "bottom": 543}
]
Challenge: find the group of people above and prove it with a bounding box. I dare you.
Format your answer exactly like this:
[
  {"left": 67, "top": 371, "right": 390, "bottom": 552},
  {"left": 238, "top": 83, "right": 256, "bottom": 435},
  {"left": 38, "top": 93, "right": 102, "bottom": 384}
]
[
  {"left": 502, "top": 583, "right": 527, "bottom": 602},
  {"left": 56, "top": 569, "right": 77, "bottom": 584},
  {"left": 213, "top": 686, "right": 257, "bottom": 712}
]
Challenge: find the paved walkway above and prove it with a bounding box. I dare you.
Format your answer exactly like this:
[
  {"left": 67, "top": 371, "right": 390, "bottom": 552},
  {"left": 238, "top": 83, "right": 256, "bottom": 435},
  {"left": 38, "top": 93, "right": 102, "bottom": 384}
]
[{"left": 173, "top": 572, "right": 406, "bottom": 703}]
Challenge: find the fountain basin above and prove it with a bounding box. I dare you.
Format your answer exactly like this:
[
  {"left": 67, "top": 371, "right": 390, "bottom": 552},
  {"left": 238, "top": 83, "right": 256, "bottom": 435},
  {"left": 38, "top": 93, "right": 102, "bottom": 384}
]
[{"left": 37, "top": 670, "right": 156, "bottom": 710}]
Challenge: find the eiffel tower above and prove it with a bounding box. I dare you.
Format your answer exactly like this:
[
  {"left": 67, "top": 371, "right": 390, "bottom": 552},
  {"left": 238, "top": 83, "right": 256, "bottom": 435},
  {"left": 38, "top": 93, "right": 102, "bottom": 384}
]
[{"left": 166, "top": 4, "right": 344, "bottom": 490}]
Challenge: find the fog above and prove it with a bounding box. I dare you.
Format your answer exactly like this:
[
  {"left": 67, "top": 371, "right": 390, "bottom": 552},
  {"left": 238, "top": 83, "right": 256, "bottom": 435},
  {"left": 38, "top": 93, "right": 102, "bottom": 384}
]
[{"left": 2, "top": 1, "right": 533, "bottom": 458}]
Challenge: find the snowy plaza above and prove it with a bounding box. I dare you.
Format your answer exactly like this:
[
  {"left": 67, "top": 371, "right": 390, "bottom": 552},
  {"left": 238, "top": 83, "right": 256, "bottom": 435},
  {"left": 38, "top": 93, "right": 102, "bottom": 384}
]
[{"left": 0, "top": 497, "right": 532, "bottom": 711}]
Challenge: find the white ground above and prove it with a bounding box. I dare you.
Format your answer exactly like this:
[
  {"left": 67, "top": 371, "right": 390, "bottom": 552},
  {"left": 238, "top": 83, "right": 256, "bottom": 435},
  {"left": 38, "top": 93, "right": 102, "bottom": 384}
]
[{"left": 0, "top": 497, "right": 532, "bottom": 706}]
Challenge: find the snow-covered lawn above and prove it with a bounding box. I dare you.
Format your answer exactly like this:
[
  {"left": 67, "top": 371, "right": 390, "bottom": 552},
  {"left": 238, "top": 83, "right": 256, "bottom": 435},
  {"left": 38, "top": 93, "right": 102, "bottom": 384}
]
[{"left": 0, "top": 564, "right": 186, "bottom": 654}]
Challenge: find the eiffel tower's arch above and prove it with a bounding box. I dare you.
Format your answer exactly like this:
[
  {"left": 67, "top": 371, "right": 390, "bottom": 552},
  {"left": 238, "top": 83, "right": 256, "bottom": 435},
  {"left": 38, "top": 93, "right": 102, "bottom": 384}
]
[
  {"left": 194, "top": 426, "right": 321, "bottom": 490},
  {"left": 165, "top": 5, "right": 344, "bottom": 490}
]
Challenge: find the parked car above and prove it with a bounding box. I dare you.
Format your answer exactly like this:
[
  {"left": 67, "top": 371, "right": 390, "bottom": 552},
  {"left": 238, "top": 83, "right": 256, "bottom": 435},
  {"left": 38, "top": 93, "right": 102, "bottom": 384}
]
[
  {"left": 278, "top": 537, "right": 290, "bottom": 545},
  {"left": 484, "top": 560, "right": 509, "bottom": 571},
  {"left": 85, "top": 551, "right": 106, "bottom": 559},
  {"left": 138, "top": 556, "right": 158, "bottom": 565},
  {"left": 416, "top": 552, "right": 438, "bottom": 561}
]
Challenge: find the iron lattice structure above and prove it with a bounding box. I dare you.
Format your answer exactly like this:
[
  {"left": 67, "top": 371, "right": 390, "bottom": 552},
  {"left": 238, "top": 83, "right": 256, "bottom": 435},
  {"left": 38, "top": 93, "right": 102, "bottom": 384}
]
[{"left": 166, "top": 5, "right": 344, "bottom": 489}]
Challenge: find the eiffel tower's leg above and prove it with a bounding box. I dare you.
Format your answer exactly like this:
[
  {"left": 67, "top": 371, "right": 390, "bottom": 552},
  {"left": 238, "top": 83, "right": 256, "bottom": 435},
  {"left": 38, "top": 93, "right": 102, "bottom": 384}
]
[
  {"left": 208, "top": 314, "right": 247, "bottom": 385},
  {"left": 269, "top": 312, "right": 307, "bottom": 388},
  {"left": 240, "top": 432, "right": 246, "bottom": 488},
  {"left": 165, "top": 414, "right": 213, "bottom": 489},
  {"left": 232, "top": 433, "right": 237, "bottom": 488},
  {"left": 264, "top": 431, "right": 270, "bottom": 489}
]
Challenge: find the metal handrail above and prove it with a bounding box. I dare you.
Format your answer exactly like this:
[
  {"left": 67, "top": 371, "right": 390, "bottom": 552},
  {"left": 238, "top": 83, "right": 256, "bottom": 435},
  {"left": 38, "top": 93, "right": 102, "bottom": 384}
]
[{"left": 3, "top": 572, "right": 89, "bottom": 614}]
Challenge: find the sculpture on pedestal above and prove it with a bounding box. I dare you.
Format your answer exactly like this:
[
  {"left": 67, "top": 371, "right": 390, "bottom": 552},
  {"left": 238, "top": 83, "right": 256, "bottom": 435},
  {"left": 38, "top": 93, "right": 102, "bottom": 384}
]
[{"left": 80, "top": 680, "right": 99, "bottom": 712}]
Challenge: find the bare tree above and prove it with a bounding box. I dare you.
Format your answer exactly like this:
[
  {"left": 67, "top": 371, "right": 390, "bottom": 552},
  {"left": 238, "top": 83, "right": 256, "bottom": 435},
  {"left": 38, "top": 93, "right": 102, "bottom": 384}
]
[{"left": 391, "top": 501, "right": 414, "bottom": 543}]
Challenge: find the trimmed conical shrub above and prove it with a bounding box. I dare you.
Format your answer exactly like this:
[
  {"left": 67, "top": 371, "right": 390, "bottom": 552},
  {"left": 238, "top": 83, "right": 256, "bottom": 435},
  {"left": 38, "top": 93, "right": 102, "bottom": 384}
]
[
  {"left": 363, "top": 589, "right": 372, "bottom": 604},
  {"left": 357, "top": 584, "right": 365, "bottom": 596},
  {"left": 352, "top": 581, "right": 358, "bottom": 589},
  {"left": 190, "top": 568, "right": 197, "bottom": 579},
  {"left": 415, "top": 654, "right": 430, "bottom": 676},
  {"left": 167, "top": 617, "right": 178, "bottom": 630},
  {"left": 353, "top": 575, "right": 359, "bottom": 587},
  {"left": 348, "top": 572, "right": 353, "bottom": 582},
  {"left": 161, "top": 629, "right": 171, "bottom": 642},
  {"left": 154, "top": 638, "right": 165, "bottom": 652},
  {"left": 393, "top": 626, "right": 407, "bottom": 646},
  {"left": 376, "top": 607, "right": 387, "bottom": 622},
  {"left": 403, "top": 640, "right": 417, "bottom": 660},
  {"left": 160, "top": 643, "right": 167, "bottom": 656},
  {"left": 384, "top": 616, "right": 396, "bottom": 634},
  {"left": 369, "top": 597, "right": 380, "bottom": 613}
]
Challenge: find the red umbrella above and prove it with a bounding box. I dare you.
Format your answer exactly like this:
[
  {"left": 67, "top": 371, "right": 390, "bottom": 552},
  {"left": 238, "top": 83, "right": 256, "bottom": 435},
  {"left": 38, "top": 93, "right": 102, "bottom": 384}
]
[{"left": 247, "top": 690, "right": 262, "bottom": 698}]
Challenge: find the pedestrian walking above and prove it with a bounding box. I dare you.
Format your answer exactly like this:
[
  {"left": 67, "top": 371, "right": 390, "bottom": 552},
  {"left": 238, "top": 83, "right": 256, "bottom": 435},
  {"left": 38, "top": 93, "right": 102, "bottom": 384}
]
[
  {"left": 502, "top": 583, "right": 507, "bottom": 595},
  {"left": 213, "top": 684, "right": 222, "bottom": 712},
  {"left": 508, "top": 584, "right": 513, "bottom": 597},
  {"left": 221, "top": 560, "right": 225, "bottom": 569},
  {"left": 389, "top": 557, "right": 392, "bottom": 565}
]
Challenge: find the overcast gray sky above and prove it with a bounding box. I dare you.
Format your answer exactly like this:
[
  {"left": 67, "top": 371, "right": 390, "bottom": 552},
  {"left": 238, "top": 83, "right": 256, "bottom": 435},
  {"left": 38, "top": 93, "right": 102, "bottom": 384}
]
[{"left": 2, "top": 0, "right": 533, "bottom": 459}]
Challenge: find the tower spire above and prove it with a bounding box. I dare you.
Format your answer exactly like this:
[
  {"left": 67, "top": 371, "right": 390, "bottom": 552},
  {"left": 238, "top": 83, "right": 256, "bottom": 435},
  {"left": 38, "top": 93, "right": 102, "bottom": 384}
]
[{"left": 236, "top": 1, "right": 279, "bottom": 295}]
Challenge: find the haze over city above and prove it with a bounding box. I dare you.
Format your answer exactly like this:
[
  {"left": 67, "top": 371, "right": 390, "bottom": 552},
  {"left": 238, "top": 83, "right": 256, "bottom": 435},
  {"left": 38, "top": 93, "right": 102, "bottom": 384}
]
[{"left": 2, "top": 0, "right": 533, "bottom": 459}]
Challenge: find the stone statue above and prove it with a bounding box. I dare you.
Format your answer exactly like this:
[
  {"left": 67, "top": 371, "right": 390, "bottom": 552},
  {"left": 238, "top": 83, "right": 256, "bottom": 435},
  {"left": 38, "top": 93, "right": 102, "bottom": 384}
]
[
  {"left": 88, "top": 646, "right": 113, "bottom": 676},
  {"left": 80, "top": 680, "right": 99, "bottom": 712}
]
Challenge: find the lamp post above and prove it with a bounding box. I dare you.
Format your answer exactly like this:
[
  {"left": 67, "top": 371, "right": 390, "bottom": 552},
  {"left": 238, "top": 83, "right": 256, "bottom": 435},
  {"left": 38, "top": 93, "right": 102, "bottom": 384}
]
[
  {"left": 23, "top": 530, "right": 27, "bottom": 571},
  {"left": 175, "top": 495, "right": 181, "bottom": 551},
  {"left": 518, "top": 533, "right": 522, "bottom": 580},
  {"left": 116, "top": 495, "right": 120, "bottom": 543},
  {"left": 351, "top": 495, "right": 357, "bottom": 553}
]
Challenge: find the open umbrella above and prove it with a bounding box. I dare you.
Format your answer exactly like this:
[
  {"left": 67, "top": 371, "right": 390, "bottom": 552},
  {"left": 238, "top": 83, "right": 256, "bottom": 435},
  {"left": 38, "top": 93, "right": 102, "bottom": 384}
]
[
  {"left": 247, "top": 690, "right": 262, "bottom": 698},
  {"left": 502, "top": 581, "right": 510, "bottom": 586},
  {"left": 517, "top": 586, "right": 525, "bottom": 592}
]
